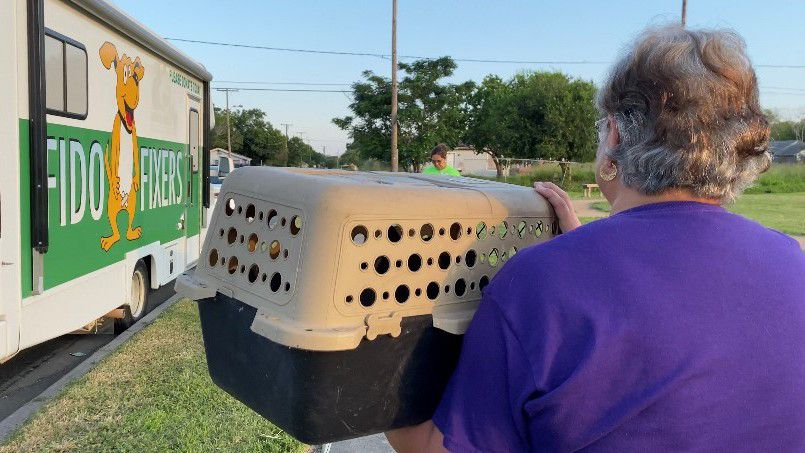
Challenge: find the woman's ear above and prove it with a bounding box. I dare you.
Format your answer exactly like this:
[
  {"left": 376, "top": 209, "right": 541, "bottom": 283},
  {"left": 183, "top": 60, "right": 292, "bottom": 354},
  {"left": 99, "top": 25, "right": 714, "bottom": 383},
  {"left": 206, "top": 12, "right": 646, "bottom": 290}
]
[{"left": 607, "top": 115, "right": 621, "bottom": 149}]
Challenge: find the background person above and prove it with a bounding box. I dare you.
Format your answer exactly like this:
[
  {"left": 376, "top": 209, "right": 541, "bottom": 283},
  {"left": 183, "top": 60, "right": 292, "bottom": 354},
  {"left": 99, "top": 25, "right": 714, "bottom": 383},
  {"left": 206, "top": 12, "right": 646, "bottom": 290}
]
[
  {"left": 386, "top": 24, "right": 805, "bottom": 452},
  {"left": 423, "top": 144, "right": 461, "bottom": 176}
]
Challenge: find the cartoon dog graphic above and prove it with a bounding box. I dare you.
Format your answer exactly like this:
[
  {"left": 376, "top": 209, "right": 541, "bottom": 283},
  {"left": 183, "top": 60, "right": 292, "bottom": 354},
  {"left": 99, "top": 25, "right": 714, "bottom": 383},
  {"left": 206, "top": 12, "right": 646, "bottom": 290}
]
[{"left": 99, "top": 41, "right": 144, "bottom": 251}]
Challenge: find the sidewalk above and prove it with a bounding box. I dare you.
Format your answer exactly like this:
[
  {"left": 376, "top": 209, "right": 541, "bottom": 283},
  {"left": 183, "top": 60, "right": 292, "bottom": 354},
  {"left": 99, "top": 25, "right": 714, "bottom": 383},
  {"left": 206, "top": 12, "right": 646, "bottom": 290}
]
[{"left": 329, "top": 434, "right": 393, "bottom": 452}]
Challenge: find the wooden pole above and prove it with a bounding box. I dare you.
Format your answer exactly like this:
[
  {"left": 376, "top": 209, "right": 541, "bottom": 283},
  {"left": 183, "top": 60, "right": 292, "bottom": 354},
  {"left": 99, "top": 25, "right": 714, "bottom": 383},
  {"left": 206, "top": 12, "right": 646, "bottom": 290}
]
[
  {"left": 390, "top": 0, "right": 399, "bottom": 172},
  {"left": 681, "top": 0, "right": 687, "bottom": 26}
]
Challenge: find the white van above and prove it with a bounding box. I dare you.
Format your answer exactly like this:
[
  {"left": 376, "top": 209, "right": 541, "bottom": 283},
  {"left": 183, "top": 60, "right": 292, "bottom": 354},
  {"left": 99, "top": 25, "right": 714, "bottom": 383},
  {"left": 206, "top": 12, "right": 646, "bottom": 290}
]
[{"left": 0, "top": 0, "right": 213, "bottom": 362}]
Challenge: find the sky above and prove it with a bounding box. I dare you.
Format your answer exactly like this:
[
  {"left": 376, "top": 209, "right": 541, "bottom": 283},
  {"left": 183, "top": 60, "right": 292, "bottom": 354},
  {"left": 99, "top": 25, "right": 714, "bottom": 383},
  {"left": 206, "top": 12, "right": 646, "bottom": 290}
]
[{"left": 114, "top": 0, "right": 805, "bottom": 156}]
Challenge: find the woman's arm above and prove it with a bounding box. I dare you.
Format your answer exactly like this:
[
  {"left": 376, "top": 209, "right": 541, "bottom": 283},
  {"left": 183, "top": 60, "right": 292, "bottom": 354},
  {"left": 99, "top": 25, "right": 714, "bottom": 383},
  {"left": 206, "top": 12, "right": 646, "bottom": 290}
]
[
  {"left": 385, "top": 420, "right": 447, "bottom": 453},
  {"left": 534, "top": 181, "right": 581, "bottom": 233}
]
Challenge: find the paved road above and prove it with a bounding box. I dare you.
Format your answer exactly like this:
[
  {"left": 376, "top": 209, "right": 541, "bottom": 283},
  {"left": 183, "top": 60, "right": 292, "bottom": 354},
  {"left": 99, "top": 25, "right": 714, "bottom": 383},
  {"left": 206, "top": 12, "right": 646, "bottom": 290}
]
[{"left": 0, "top": 283, "right": 175, "bottom": 421}]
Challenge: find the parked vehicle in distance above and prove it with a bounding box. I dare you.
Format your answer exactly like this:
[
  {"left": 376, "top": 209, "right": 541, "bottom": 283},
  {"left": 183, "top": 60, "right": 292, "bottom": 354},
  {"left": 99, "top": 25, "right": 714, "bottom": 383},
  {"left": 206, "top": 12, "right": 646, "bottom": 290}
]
[{"left": 0, "top": 0, "right": 213, "bottom": 362}]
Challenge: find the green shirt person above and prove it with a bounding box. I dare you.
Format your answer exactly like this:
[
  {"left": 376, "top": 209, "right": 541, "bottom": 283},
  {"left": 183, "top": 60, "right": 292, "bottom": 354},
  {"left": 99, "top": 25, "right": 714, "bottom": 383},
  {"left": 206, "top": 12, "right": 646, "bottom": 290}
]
[{"left": 423, "top": 144, "right": 461, "bottom": 176}]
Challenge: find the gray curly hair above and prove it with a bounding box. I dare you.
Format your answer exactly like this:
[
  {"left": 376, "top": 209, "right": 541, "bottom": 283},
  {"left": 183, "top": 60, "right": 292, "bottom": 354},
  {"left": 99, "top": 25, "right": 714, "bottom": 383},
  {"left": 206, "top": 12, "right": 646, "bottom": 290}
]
[{"left": 597, "top": 25, "right": 771, "bottom": 202}]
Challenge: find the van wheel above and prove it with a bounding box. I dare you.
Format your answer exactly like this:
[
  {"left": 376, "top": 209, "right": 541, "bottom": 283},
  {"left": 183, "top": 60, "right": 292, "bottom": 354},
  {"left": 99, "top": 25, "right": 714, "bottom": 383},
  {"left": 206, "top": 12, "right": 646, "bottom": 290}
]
[{"left": 114, "top": 260, "right": 152, "bottom": 334}]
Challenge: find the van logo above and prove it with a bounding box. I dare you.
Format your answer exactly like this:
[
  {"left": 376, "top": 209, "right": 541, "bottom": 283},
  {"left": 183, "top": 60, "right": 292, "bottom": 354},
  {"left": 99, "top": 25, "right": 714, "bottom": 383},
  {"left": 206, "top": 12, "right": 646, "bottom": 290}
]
[{"left": 98, "top": 41, "right": 145, "bottom": 251}]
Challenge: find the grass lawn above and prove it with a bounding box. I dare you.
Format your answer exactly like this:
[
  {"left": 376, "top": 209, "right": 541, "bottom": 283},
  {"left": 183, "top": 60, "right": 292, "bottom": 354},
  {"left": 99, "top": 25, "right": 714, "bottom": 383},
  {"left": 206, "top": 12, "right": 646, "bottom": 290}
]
[
  {"left": 583, "top": 193, "right": 805, "bottom": 237},
  {"left": 0, "top": 299, "right": 304, "bottom": 452}
]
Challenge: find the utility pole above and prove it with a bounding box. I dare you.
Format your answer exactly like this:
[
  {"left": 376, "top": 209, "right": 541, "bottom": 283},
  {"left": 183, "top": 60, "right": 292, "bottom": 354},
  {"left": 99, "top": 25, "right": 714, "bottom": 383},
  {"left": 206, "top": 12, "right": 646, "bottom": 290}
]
[
  {"left": 390, "top": 0, "right": 399, "bottom": 172},
  {"left": 281, "top": 122, "right": 292, "bottom": 167},
  {"left": 298, "top": 131, "right": 307, "bottom": 166},
  {"left": 217, "top": 88, "right": 239, "bottom": 162},
  {"left": 681, "top": 0, "right": 687, "bottom": 26}
]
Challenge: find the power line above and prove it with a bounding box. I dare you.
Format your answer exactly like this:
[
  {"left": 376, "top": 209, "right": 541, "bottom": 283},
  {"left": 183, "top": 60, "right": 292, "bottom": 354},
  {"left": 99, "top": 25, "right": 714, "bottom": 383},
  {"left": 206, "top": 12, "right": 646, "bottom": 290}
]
[
  {"left": 213, "top": 87, "right": 349, "bottom": 93},
  {"left": 213, "top": 80, "right": 351, "bottom": 86},
  {"left": 167, "top": 37, "right": 805, "bottom": 68}
]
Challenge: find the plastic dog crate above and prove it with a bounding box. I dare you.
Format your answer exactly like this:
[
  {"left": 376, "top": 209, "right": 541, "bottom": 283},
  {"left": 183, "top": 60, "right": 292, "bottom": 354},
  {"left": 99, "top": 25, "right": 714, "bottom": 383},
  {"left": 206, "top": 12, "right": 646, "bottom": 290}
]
[{"left": 176, "top": 167, "right": 557, "bottom": 444}]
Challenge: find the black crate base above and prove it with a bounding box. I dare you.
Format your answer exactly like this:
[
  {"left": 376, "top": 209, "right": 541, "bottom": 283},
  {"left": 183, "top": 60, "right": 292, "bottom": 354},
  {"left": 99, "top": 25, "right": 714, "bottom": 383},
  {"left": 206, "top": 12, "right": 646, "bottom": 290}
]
[{"left": 196, "top": 294, "right": 464, "bottom": 444}]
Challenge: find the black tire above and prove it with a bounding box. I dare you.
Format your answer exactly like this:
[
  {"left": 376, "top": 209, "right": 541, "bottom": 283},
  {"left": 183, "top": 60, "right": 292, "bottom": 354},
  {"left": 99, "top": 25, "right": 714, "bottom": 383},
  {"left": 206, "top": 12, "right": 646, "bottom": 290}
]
[{"left": 114, "top": 259, "right": 152, "bottom": 334}]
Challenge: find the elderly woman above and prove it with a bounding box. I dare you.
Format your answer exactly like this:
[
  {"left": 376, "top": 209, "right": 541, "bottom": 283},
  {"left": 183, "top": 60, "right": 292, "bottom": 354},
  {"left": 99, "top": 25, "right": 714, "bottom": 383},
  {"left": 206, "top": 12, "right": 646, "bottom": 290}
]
[{"left": 386, "top": 25, "right": 805, "bottom": 452}]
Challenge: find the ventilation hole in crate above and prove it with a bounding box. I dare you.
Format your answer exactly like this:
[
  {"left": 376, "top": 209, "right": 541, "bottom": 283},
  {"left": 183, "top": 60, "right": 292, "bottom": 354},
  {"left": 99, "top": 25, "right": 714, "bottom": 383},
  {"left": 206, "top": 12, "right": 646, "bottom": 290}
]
[
  {"left": 269, "top": 240, "right": 281, "bottom": 259},
  {"left": 395, "top": 259, "right": 403, "bottom": 268},
  {"left": 480, "top": 253, "right": 486, "bottom": 263},
  {"left": 248, "top": 264, "right": 260, "bottom": 283},
  {"left": 219, "top": 228, "right": 224, "bottom": 238},
  {"left": 445, "top": 285, "right": 451, "bottom": 293},
  {"left": 509, "top": 246, "right": 518, "bottom": 257},
  {"left": 535, "top": 221, "right": 544, "bottom": 237},
  {"left": 208, "top": 249, "right": 219, "bottom": 267},
  {"left": 360, "top": 288, "right": 376, "bottom": 307},
  {"left": 281, "top": 217, "right": 287, "bottom": 228},
  {"left": 490, "top": 226, "right": 496, "bottom": 236},
  {"left": 225, "top": 198, "right": 235, "bottom": 216},
  {"left": 351, "top": 225, "right": 368, "bottom": 245},
  {"left": 455, "top": 255, "right": 462, "bottom": 265},
  {"left": 227, "top": 257, "right": 238, "bottom": 274},
  {"left": 407, "top": 254, "right": 422, "bottom": 272},
  {"left": 501, "top": 251, "right": 508, "bottom": 262},
  {"left": 237, "top": 205, "right": 243, "bottom": 215},
  {"left": 408, "top": 228, "right": 416, "bottom": 238},
  {"left": 528, "top": 224, "right": 534, "bottom": 235},
  {"left": 415, "top": 288, "right": 422, "bottom": 297},
  {"left": 449, "top": 222, "right": 462, "bottom": 240},
  {"left": 420, "top": 224, "right": 434, "bottom": 241},
  {"left": 262, "top": 273, "right": 267, "bottom": 282},
  {"left": 373, "top": 256, "right": 389, "bottom": 274},
  {"left": 259, "top": 211, "right": 264, "bottom": 221},
  {"left": 240, "top": 265, "right": 245, "bottom": 273},
  {"left": 395, "top": 285, "right": 410, "bottom": 303},
  {"left": 270, "top": 273, "right": 282, "bottom": 292},
  {"left": 220, "top": 257, "right": 226, "bottom": 265},
  {"left": 383, "top": 291, "right": 390, "bottom": 300},
  {"left": 489, "top": 248, "right": 499, "bottom": 267},
  {"left": 426, "top": 282, "right": 440, "bottom": 300},
  {"left": 261, "top": 242, "right": 268, "bottom": 253},
  {"left": 467, "top": 226, "right": 472, "bottom": 235},
  {"left": 470, "top": 281, "right": 476, "bottom": 290},
  {"left": 517, "top": 221, "right": 527, "bottom": 238},
  {"left": 455, "top": 278, "right": 467, "bottom": 297},
  {"left": 438, "top": 252, "right": 451, "bottom": 270},
  {"left": 285, "top": 282, "right": 291, "bottom": 292},
  {"left": 388, "top": 224, "right": 403, "bottom": 243},
  {"left": 283, "top": 249, "right": 289, "bottom": 259},
  {"left": 267, "top": 209, "right": 279, "bottom": 229},
  {"left": 498, "top": 221, "right": 509, "bottom": 239},
  {"left": 476, "top": 222, "right": 487, "bottom": 240},
  {"left": 438, "top": 227, "right": 446, "bottom": 236},
  {"left": 290, "top": 216, "right": 302, "bottom": 235},
  {"left": 427, "top": 257, "right": 434, "bottom": 266},
  {"left": 247, "top": 234, "right": 259, "bottom": 252},
  {"left": 245, "top": 204, "right": 256, "bottom": 223},
  {"left": 239, "top": 235, "right": 244, "bottom": 244},
  {"left": 226, "top": 227, "right": 238, "bottom": 245},
  {"left": 479, "top": 275, "right": 490, "bottom": 290},
  {"left": 360, "top": 262, "right": 369, "bottom": 271},
  {"left": 465, "top": 250, "right": 477, "bottom": 268},
  {"left": 346, "top": 295, "right": 354, "bottom": 304},
  {"left": 374, "top": 229, "right": 382, "bottom": 239}
]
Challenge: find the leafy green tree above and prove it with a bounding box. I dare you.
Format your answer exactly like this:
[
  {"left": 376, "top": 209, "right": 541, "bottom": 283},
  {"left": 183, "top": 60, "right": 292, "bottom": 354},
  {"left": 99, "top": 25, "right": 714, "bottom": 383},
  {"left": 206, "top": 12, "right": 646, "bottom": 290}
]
[
  {"left": 334, "top": 57, "right": 474, "bottom": 171},
  {"left": 211, "top": 107, "right": 286, "bottom": 165},
  {"left": 464, "top": 75, "right": 510, "bottom": 177}
]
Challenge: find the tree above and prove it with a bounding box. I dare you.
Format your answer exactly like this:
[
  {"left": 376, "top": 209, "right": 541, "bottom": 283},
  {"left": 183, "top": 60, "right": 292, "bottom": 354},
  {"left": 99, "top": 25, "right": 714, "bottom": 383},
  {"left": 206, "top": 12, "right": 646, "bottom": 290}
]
[
  {"left": 211, "top": 107, "right": 286, "bottom": 165},
  {"left": 334, "top": 57, "right": 474, "bottom": 171},
  {"left": 464, "top": 75, "right": 510, "bottom": 177}
]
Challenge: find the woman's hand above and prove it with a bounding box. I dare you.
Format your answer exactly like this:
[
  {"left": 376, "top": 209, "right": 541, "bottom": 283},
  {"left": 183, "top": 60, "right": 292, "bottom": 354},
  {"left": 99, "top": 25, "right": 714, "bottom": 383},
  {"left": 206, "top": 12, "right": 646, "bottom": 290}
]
[{"left": 534, "top": 181, "right": 581, "bottom": 234}]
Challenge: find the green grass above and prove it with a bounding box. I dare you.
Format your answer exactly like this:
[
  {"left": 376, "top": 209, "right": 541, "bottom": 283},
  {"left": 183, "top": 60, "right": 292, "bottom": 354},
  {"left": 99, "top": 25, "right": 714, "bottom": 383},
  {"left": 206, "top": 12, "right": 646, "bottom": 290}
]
[
  {"left": 744, "top": 165, "right": 805, "bottom": 194},
  {"left": 579, "top": 193, "right": 805, "bottom": 236},
  {"left": 727, "top": 193, "right": 805, "bottom": 236},
  {"left": 1, "top": 300, "right": 304, "bottom": 453}
]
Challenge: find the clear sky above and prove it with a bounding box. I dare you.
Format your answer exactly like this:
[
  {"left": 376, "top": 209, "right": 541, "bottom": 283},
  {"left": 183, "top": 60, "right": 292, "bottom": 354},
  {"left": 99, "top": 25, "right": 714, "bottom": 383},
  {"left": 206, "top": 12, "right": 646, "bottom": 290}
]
[{"left": 114, "top": 0, "right": 805, "bottom": 155}]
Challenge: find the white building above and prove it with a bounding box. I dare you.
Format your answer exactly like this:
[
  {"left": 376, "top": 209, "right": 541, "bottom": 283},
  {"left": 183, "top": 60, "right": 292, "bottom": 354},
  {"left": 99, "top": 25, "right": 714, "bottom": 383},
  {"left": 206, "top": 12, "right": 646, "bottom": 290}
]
[
  {"left": 446, "top": 146, "right": 497, "bottom": 176},
  {"left": 210, "top": 148, "right": 253, "bottom": 167}
]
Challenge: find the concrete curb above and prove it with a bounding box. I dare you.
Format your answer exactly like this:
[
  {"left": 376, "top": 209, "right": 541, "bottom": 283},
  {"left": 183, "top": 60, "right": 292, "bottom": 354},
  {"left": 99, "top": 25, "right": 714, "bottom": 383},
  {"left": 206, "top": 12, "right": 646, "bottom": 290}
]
[{"left": 0, "top": 294, "right": 182, "bottom": 443}]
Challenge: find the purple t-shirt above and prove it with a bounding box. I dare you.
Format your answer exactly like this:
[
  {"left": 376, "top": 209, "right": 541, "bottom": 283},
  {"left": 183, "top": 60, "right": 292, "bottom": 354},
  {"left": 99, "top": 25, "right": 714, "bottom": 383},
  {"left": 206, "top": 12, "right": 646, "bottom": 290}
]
[{"left": 433, "top": 201, "right": 805, "bottom": 452}]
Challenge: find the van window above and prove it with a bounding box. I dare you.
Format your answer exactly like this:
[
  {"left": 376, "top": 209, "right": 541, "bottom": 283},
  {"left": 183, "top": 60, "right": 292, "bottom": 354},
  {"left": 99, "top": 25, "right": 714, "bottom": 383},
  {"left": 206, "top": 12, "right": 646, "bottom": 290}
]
[{"left": 44, "top": 29, "right": 87, "bottom": 119}]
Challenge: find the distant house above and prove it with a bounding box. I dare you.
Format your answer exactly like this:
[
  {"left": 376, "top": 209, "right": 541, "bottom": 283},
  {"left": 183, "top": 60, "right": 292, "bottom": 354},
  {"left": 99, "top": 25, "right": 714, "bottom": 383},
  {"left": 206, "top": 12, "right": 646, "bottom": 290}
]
[
  {"left": 769, "top": 140, "right": 805, "bottom": 164},
  {"left": 210, "top": 148, "right": 253, "bottom": 167},
  {"left": 446, "top": 146, "right": 497, "bottom": 176}
]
